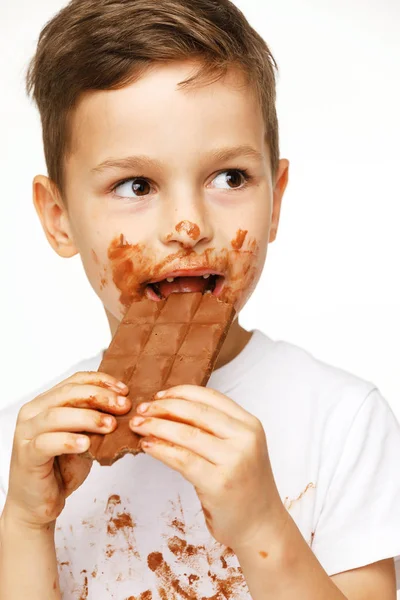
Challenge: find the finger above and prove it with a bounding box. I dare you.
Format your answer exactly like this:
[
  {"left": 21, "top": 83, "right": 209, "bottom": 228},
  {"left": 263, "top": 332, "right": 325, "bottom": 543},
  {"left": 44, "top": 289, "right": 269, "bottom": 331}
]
[
  {"left": 52, "top": 371, "right": 129, "bottom": 394},
  {"left": 155, "top": 385, "right": 255, "bottom": 425},
  {"left": 131, "top": 415, "right": 225, "bottom": 464},
  {"left": 135, "top": 398, "right": 243, "bottom": 440},
  {"left": 20, "top": 383, "right": 131, "bottom": 421},
  {"left": 26, "top": 432, "right": 90, "bottom": 467},
  {"left": 140, "top": 435, "right": 215, "bottom": 488},
  {"left": 23, "top": 406, "right": 117, "bottom": 439}
]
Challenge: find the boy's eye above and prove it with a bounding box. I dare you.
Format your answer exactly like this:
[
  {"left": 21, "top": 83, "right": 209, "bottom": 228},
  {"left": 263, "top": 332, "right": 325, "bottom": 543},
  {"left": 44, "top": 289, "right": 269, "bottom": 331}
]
[
  {"left": 113, "top": 177, "right": 152, "bottom": 198},
  {"left": 211, "top": 169, "right": 249, "bottom": 190},
  {"left": 111, "top": 169, "right": 251, "bottom": 199}
]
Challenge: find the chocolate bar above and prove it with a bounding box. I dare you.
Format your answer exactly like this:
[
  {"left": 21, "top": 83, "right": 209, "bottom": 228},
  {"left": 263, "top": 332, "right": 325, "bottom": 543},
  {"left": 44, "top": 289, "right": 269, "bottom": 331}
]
[{"left": 87, "top": 292, "right": 235, "bottom": 465}]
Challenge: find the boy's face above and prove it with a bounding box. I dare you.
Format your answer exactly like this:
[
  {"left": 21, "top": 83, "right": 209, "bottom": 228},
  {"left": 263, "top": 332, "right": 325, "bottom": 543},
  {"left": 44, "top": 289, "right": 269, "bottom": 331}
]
[{"left": 34, "top": 60, "right": 289, "bottom": 326}]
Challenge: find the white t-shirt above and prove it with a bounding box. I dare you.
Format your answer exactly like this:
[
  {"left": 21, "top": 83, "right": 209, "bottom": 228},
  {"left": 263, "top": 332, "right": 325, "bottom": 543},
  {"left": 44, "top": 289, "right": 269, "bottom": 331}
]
[{"left": 1, "top": 330, "right": 400, "bottom": 599}]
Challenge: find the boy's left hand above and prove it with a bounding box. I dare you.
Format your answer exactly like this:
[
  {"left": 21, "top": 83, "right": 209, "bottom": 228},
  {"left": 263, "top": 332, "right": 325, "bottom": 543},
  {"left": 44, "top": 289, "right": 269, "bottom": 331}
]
[{"left": 129, "top": 384, "right": 288, "bottom": 553}]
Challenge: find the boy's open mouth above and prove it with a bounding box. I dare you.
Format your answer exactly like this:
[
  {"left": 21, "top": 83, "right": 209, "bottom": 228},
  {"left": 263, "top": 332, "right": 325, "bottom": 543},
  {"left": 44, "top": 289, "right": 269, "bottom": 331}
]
[{"left": 145, "top": 271, "right": 225, "bottom": 301}]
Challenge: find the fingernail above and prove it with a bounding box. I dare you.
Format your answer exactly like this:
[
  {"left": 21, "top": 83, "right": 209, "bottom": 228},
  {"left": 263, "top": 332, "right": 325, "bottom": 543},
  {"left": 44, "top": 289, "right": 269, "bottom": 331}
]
[
  {"left": 141, "top": 439, "right": 154, "bottom": 448},
  {"left": 117, "top": 396, "right": 127, "bottom": 406},
  {"left": 116, "top": 381, "right": 128, "bottom": 391},
  {"left": 131, "top": 416, "right": 145, "bottom": 426},
  {"left": 137, "top": 402, "right": 150, "bottom": 413},
  {"left": 77, "top": 436, "right": 89, "bottom": 449},
  {"left": 155, "top": 390, "right": 166, "bottom": 399}
]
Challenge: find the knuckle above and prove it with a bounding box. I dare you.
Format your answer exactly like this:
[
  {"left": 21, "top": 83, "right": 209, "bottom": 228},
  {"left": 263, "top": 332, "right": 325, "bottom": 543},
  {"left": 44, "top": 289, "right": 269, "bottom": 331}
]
[
  {"left": 17, "top": 404, "right": 30, "bottom": 423},
  {"left": 31, "top": 435, "right": 43, "bottom": 453},
  {"left": 182, "top": 425, "right": 199, "bottom": 441},
  {"left": 80, "top": 370, "right": 99, "bottom": 382},
  {"left": 42, "top": 407, "right": 56, "bottom": 426},
  {"left": 57, "top": 383, "right": 71, "bottom": 397},
  {"left": 176, "top": 447, "right": 195, "bottom": 471},
  {"left": 221, "top": 471, "right": 234, "bottom": 490},
  {"left": 248, "top": 416, "right": 264, "bottom": 439},
  {"left": 239, "top": 426, "right": 258, "bottom": 451},
  {"left": 77, "top": 371, "right": 91, "bottom": 378},
  {"left": 197, "top": 402, "right": 210, "bottom": 417},
  {"left": 249, "top": 415, "right": 263, "bottom": 430}
]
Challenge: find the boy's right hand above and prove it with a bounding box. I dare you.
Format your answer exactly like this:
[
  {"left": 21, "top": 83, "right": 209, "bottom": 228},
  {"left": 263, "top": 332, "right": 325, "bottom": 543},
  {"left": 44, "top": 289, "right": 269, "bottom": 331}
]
[{"left": 2, "top": 371, "right": 131, "bottom": 530}]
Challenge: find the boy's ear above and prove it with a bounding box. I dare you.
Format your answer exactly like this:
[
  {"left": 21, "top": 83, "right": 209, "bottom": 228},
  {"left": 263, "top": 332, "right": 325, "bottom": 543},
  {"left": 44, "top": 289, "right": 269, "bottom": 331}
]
[
  {"left": 269, "top": 159, "right": 289, "bottom": 243},
  {"left": 32, "top": 175, "right": 78, "bottom": 258}
]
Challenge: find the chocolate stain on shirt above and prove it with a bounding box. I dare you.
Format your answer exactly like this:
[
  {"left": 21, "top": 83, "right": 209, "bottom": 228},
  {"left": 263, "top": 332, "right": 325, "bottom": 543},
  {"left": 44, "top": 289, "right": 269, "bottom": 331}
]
[
  {"left": 78, "top": 570, "right": 88, "bottom": 600},
  {"left": 105, "top": 494, "right": 141, "bottom": 560},
  {"left": 148, "top": 551, "right": 197, "bottom": 599},
  {"left": 170, "top": 516, "right": 186, "bottom": 535},
  {"left": 126, "top": 592, "right": 153, "bottom": 600},
  {"left": 284, "top": 482, "right": 316, "bottom": 511},
  {"left": 82, "top": 519, "right": 95, "bottom": 529},
  {"left": 58, "top": 492, "right": 249, "bottom": 599},
  {"left": 144, "top": 495, "right": 248, "bottom": 599},
  {"left": 105, "top": 544, "right": 116, "bottom": 558}
]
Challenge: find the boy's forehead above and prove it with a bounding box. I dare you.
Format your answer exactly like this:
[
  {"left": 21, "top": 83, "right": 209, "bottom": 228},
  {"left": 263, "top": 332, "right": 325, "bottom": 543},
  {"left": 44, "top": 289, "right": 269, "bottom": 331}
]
[{"left": 68, "top": 61, "right": 266, "bottom": 170}]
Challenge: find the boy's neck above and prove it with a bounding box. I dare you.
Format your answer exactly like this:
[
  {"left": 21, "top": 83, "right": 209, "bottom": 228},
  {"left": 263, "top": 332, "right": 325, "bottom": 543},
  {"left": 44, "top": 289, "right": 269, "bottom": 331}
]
[
  {"left": 105, "top": 307, "right": 252, "bottom": 371},
  {"left": 214, "top": 318, "right": 253, "bottom": 370}
]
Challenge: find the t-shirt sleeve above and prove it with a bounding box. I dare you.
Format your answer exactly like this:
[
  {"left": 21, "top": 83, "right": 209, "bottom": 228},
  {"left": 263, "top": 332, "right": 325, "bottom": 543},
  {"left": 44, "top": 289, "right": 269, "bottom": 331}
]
[{"left": 312, "top": 387, "right": 400, "bottom": 584}]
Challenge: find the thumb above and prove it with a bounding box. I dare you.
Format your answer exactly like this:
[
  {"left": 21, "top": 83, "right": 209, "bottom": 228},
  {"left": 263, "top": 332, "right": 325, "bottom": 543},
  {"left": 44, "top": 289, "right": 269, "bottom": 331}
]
[{"left": 58, "top": 453, "right": 93, "bottom": 498}]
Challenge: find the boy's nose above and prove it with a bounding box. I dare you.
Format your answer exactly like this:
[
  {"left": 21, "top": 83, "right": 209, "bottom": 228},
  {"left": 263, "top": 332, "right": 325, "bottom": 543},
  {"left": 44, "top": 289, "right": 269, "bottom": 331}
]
[{"left": 159, "top": 217, "right": 214, "bottom": 249}]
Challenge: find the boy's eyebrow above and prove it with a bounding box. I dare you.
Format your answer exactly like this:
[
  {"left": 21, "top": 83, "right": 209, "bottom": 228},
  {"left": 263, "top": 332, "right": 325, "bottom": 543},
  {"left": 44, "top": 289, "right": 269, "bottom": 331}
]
[{"left": 90, "top": 144, "right": 264, "bottom": 175}]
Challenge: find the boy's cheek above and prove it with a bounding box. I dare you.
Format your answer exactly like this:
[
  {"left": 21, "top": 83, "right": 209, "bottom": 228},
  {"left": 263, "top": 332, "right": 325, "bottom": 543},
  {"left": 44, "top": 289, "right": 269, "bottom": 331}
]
[{"left": 219, "top": 238, "right": 267, "bottom": 313}]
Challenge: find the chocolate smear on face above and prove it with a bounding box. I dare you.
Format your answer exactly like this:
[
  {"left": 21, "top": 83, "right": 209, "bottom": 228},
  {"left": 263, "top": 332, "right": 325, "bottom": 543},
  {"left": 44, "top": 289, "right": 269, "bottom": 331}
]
[
  {"left": 175, "top": 220, "right": 200, "bottom": 241},
  {"left": 231, "top": 229, "right": 248, "bottom": 250},
  {"left": 107, "top": 233, "right": 261, "bottom": 313}
]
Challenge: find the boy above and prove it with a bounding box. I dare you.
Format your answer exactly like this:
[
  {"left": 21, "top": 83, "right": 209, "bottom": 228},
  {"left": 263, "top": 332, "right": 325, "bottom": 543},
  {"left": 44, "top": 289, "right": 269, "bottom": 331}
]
[{"left": 1, "top": 0, "right": 400, "bottom": 598}]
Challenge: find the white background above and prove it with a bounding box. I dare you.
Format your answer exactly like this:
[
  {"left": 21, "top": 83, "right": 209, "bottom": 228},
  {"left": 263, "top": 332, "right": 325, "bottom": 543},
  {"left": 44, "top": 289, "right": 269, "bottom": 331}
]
[{"left": 0, "top": 0, "right": 399, "bottom": 423}]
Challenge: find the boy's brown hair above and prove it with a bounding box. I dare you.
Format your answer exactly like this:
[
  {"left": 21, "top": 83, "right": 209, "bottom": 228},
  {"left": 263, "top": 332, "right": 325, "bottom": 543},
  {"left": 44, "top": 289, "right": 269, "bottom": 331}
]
[{"left": 26, "top": 0, "right": 280, "bottom": 200}]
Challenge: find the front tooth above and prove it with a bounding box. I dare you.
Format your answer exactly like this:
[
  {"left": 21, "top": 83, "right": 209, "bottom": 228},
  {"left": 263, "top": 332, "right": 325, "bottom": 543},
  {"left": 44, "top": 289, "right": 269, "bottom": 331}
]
[
  {"left": 166, "top": 277, "right": 175, "bottom": 282},
  {"left": 203, "top": 274, "right": 211, "bottom": 279}
]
